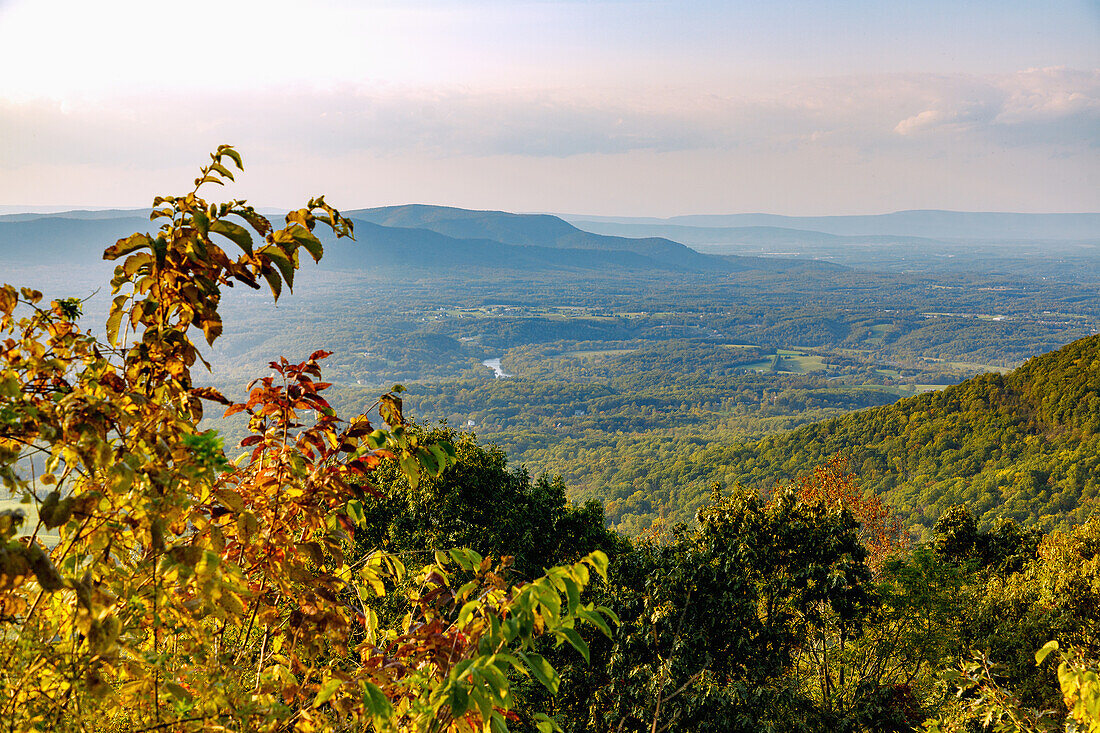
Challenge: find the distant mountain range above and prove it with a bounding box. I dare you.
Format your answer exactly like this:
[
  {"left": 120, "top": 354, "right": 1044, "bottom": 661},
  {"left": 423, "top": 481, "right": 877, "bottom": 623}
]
[
  {"left": 565, "top": 221, "right": 943, "bottom": 249},
  {"left": 4, "top": 206, "right": 1097, "bottom": 282},
  {"left": 564, "top": 210, "right": 1100, "bottom": 241},
  {"left": 0, "top": 215, "right": 152, "bottom": 265},
  {"left": 0, "top": 205, "right": 842, "bottom": 277},
  {"left": 340, "top": 205, "right": 839, "bottom": 274}
]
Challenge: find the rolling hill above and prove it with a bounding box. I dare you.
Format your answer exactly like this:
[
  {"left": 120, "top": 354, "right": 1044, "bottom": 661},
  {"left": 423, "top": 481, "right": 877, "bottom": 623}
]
[
  {"left": 0, "top": 215, "right": 151, "bottom": 265},
  {"left": 565, "top": 210, "right": 1100, "bottom": 240},
  {"left": 0, "top": 206, "right": 844, "bottom": 278},
  {"left": 566, "top": 221, "right": 938, "bottom": 249},
  {"left": 720, "top": 332, "right": 1100, "bottom": 534},
  {"left": 344, "top": 204, "right": 841, "bottom": 273},
  {"left": 325, "top": 219, "right": 702, "bottom": 274},
  {"left": 532, "top": 333, "right": 1099, "bottom": 536}
]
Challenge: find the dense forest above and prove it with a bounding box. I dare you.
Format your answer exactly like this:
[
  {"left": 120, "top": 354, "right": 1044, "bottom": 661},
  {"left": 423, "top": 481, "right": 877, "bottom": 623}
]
[
  {"left": 442, "top": 334, "right": 1099, "bottom": 537},
  {"left": 0, "top": 151, "right": 1097, "bottom": 731}
]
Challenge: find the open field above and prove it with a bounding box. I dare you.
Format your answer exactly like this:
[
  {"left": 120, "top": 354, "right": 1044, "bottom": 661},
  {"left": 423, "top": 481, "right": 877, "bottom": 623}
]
[
  {"left": 737, "top": 350, "right": 826, "bottom": 374},
  {"left": 776, "top": 352, "right": 826, "bottom": 372},
  {"left": 947, "top": 361, "right": 1012, "bottom": 374}
]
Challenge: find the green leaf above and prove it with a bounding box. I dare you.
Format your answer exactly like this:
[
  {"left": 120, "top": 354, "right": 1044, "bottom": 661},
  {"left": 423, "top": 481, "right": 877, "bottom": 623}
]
[
  {"left": 449, "top": 548, "right": 482, "bottom": 571},
  {"left": 556, "top": 627, "right": 590, "bottom": 664},
  {"left": 429, "top": 443, "right": 452, "bottom": 472},
  {"left": 220, "top": 146, "right": 244, "bottom": 170},
  {"left": 534, "top": 714, "right": 561, "bottom": 733},
  {"left": 313, "top": 678, "right": 342, "bottom": 708},
  {"left": 519, "top": 652, "right": 560, "bottom": 695},
  {"left": 192, "top": 210, "right": 210, "bottom": 235},
  {"left": 419, "top": 448, "right": 439, "bottom": 475},
  {"left": 1036, "top": 640, "right": 1059, "bottom": 665},
  {"left": 445, "top": 680, "right": 469, "bottom": 717},
  {"left": 209, "top": 162, "right": 236, "bottom": 181},
  {"left": 476, "top": 662, "right": 510, "bottom": 699},
  {"left": 104, "top": 232, "right": 153, "bottom": 260},
  {"left": 260, "top": 265, "right": 282, "bottom": 301},
  {"left": 346, "top": 500, "right": 366, "bottom": 528},
  {"left": 456, "top": 600, "right": 480, "bottom": 628},
  {"left": 577, "top": 607, "right": 612, "bottom": 638},
  {"left": 595, "top": 605, "right": 620, "bottom": 627},
  {"left": 562, "top": 576, "right": 580, "bottom": 614},
  {"left": 260, "top": 245, "right": 296, "bottom": 292},
  {"left": 291, "top": 225, "right": 324, "bottom": 262},
  {"left": 469, "top": 678, "right": 493, "bottom": 722},
  {"left": 210, "top": 220, "right": 254, "bottom": 254},
  {"left": 399, "top": 453, "right": 420, "bottom": 487},
  {"left": 585, "top": 550, "right": 609, "bottom": 581}
]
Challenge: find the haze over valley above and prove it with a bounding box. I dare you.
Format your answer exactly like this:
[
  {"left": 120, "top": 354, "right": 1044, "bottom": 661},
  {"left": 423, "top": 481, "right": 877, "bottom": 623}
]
[
  {"left": 3, "top": 0, "right": 1099, "bottom": 730},
  {"left": 5, "top": 202, "right": 1098, "bottom": 536}
]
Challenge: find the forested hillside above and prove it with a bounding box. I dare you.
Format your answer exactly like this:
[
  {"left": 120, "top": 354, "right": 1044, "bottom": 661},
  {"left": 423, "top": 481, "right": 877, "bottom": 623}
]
[{"left": 700, "top": 334, "right": 1100, "bottom": 535}]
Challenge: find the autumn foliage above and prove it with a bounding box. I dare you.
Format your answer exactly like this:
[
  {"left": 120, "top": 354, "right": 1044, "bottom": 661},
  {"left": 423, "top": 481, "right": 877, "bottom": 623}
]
[
  {"left": 0, "top": 147, "right": 612, "bottom": 732},
  {"left": 795, "top": 455, "right": 909, "bottom": 574}
]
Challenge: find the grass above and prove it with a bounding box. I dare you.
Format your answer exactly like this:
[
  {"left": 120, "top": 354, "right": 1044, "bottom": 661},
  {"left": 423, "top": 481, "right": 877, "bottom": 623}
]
[
  {"left": 736, "top": 352, "right": 825, "bottom": 374},
  {"left": 864, "top": 323, "right": 890, "bottom": 346},
  {"left": 738, "top": 360, "right": 776, "bottom": 372},
  {"left": 779, "top": 354, "right": 826, "bottom": 372},
  {"left": 948, "top": 361, "right": 1011, "bottom": 374},
  {"left": 878, "top": 384, "right": 951, "bottom": 397}
]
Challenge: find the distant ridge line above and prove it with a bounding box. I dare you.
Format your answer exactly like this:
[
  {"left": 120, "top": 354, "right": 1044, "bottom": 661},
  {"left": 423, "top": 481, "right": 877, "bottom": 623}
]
[{"left": 5, "top": 205, "right": 1098, "bottom": 241}]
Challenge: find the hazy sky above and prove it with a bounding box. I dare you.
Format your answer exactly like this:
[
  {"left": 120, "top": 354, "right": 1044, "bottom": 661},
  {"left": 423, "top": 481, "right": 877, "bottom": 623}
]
[{"left": 1, "top": 0, "right": 1097, "bottom": 215}]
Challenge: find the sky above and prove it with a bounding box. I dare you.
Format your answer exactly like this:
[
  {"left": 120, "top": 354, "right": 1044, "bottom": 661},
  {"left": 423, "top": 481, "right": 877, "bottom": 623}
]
[{"left": 0, "top": 0, "right": 1097, "bottom": 216}]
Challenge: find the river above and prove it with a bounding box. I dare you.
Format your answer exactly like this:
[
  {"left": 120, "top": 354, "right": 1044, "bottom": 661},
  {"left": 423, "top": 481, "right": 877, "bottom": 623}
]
[{"left": 481, "top": 357, "right": 513, "bottom": 379}]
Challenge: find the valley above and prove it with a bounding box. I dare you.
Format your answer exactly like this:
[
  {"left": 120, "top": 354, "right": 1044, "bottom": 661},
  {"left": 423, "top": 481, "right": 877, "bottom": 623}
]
[{"left": 4, "top": 204, "right": 1096, "bottom": 538}]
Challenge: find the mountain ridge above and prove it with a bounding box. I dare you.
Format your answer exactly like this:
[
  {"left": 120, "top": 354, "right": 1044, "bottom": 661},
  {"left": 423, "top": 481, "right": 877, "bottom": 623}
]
[
  {"left": 562, "top": 209, "right": 1100, "bottom": 240},
  {"left": 722, "top": 332, "right": 1100, "bottom": 533},
  {"left": 0, "top": 207, "right": 843, "bottom": 277},
  {"left": 345, "top": 204, "right": 785, "bottom": 273}
]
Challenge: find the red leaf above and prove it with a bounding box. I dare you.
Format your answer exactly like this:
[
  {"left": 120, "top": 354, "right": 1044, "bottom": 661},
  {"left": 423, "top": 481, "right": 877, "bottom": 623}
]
[{"left": 346, "top": 421, "right": 374, "bottom": 438}]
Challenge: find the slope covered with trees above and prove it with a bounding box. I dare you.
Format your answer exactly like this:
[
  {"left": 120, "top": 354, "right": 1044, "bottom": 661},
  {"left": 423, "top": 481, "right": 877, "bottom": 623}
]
[
  {"left": 345, "top": 204, "right": 840, "bottom": 274},
  {"left": 722, "top": 333, "right": 1100, "bottom": 533}
]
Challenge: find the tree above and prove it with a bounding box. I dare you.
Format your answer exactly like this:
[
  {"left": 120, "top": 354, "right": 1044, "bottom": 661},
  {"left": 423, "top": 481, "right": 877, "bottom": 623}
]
[
  {"left": 557, "top": 484, "right": 873, "bottom": 733},
  {"left": 354, "top": 425, "right": 622, "bottom": 584},
  {"left": 0, "top": 147, "right": 613, "bottom": 732},
  {"left": 795, "top": 456, "right": 909, "bottom": 575}
]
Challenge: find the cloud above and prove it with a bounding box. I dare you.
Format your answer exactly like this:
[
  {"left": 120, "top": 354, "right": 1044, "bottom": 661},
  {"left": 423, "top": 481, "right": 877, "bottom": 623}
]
[
  {"left": 895, "top": 110, "right": 944, "bottom": 135},
  {"left": 3, "top": 69, "right": 1098, "bottom": 172},
  {"left": 2, "top": 69, "right": 1097, "bottom": 214},
  {"left": 891, "top": 67, "right": 1100, "bottom": 147}
]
